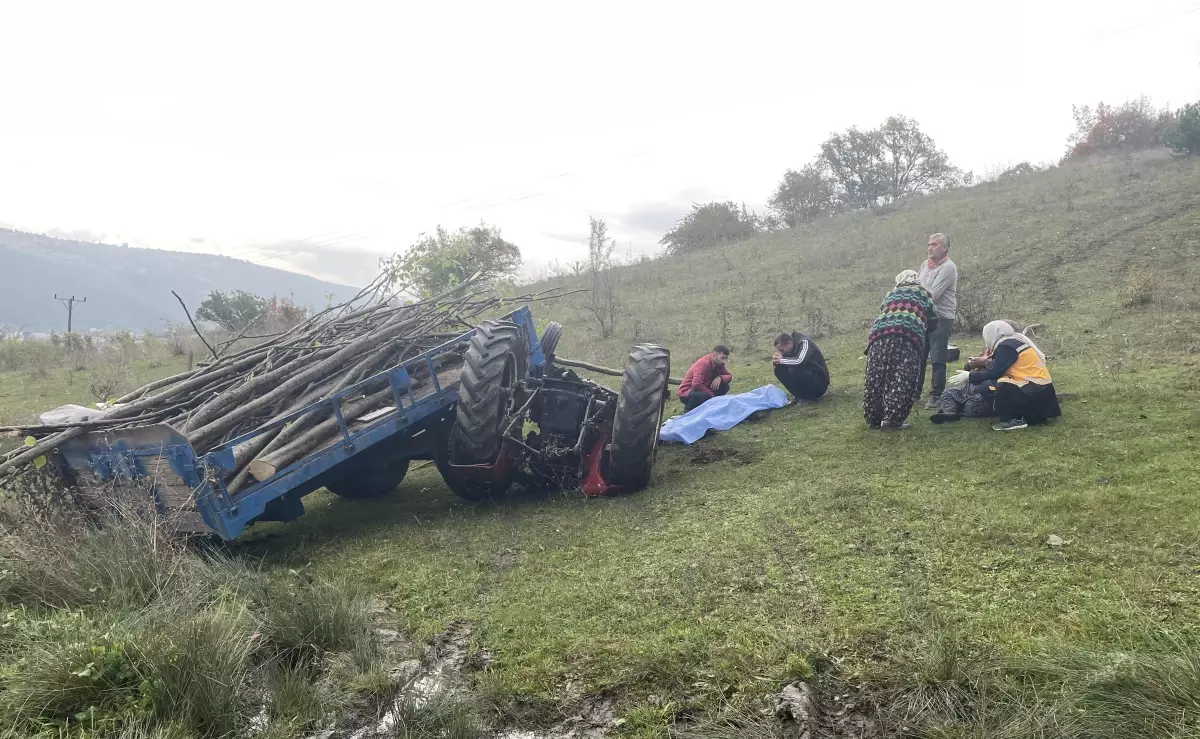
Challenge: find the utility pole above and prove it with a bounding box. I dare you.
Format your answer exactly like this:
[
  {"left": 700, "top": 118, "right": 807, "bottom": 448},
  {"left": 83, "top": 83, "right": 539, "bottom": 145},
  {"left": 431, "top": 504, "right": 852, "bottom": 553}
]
[{"left": 54, "top": 294, "right": 87, "bottom": 333}]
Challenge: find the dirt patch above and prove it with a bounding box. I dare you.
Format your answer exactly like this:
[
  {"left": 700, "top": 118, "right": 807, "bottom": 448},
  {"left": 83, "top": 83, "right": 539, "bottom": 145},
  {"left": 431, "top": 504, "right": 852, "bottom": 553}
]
[
  {"left": 306, "top": 618, "right": 616, "bottom": 739},
  {"left": 808, "top": 675, "right": 882, "bottom": 739},
  {"left": 497, "top": 548, "right": 521, "bottom": 572},
  {"left": 678, "top": 678, "right": 881, "bottom": 739},
  {"left": 495, "top": 694, "right": 616, "bottom": 739},
  {"left": 688, "top": 443, "right": 763, "bottom": 466}
]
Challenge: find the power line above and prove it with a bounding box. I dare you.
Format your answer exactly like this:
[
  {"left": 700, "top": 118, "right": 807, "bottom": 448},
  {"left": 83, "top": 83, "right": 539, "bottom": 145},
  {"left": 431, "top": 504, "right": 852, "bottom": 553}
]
[{"left": 1090, "top": 4, "right": 1200, "bottom": 39}]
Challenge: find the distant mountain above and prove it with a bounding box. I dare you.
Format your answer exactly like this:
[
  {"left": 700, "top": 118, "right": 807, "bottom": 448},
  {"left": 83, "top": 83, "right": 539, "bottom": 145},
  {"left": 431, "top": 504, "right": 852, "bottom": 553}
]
[{"left": 0, "top": 229, "right": 362, "bottom": 332}]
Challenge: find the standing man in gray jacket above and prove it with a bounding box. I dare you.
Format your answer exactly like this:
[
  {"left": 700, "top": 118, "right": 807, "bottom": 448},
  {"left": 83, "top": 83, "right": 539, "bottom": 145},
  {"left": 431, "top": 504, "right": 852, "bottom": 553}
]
[{"left": 918, "top": 232, "right": 958, "bottom": 408}]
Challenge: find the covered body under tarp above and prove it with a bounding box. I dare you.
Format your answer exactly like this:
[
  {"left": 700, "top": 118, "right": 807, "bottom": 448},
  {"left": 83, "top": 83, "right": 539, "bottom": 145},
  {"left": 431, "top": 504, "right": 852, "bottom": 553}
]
[{"left": 659, "top": 385, "right": 788, "bottom": 445}]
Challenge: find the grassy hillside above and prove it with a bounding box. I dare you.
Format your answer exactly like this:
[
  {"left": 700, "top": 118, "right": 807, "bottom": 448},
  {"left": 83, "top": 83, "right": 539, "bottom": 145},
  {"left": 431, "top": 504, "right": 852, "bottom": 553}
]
[
  {"left": 530, "top": 149, "right": 1199, "bottom": 369},
  {"left": 3, "top": 150, "right": 1200, "bottom": 738}
]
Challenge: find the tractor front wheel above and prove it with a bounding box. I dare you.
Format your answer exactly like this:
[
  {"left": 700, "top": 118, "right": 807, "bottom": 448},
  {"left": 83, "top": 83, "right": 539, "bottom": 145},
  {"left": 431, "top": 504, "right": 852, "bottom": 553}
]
[{"left": 606, "top": 344, "right": 670, "bottom": 489}]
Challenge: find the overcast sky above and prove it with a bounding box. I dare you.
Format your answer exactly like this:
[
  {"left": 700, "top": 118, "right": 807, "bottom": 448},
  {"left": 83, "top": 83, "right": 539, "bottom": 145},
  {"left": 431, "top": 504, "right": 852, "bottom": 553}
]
[{"left": 2, "top": 0, "right": 1198, "bottom": 287}]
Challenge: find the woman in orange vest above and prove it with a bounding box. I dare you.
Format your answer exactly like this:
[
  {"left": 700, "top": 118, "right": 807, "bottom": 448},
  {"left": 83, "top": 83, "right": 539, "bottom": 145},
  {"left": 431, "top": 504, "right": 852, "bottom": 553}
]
[{"left": 967, "top": 320, "right": 1061, "bottom": 431}]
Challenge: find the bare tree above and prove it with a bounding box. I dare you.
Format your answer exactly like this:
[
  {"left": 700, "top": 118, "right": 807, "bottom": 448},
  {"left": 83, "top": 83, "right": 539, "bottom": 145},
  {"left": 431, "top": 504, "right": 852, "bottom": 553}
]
[
  {"left": 581, "top": 216, "right": 621, "bottom": 338},
  {"left": 878, "top": 115, "right": 963, "bottom": 199}
]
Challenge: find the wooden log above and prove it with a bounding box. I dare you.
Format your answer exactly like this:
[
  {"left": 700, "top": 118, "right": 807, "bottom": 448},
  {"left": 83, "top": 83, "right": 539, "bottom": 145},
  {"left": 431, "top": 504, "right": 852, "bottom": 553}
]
[
  {"left": 246, "top": 340, "right": 398, "bottom": 442},
  {"left": 184, "top": 291, "right": 466, "bottom": 450},
  {"left": 247, "top": 389, "right": 392, "bottom": 481},
  {"left": 182, "top": 346, "right": 339, "bottom": 433}
]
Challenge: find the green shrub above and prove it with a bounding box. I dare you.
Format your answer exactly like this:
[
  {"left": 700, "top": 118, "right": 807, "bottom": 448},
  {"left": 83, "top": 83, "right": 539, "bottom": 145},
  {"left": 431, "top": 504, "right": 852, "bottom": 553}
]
[
  {"left": 387, "top": 693, "right": 484, "bottom": 739},
  {"left": 139, "top": 607, "right": 256, "bottom": 737},
  {"left": 1166, "top": 102, "right": 1200, "bottom": 158},
  {"left": 0, "top": 504, "right": 389, "bottom": 737},
  {"left": 0, "top": 611, "right": 155, "bottom": 733}
]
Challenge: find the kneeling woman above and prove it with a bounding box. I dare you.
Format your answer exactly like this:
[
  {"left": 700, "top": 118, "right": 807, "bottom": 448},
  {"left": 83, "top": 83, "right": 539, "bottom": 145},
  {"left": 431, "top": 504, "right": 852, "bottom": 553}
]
[{"left": 968, "top": 321, "right": 1061, "bottom": 431}]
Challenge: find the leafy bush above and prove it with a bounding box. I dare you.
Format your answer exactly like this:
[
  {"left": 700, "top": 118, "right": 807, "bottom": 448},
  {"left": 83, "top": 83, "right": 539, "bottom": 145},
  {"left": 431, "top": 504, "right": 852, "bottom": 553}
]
[
  {"left": 0, "top": 503, "right": 190, "bottom": 611},
  {"left": 382, "top": 222, "right": 521, "bottom": 297},
  {"left": 0, "top": 604, "right": 255, "bottom": 737},
  {"left": 1166, "top": 101, "right": 1200, "bottom": 158},
  {"left": 194, "top": 290, "right": 268, "bottom": 332},
  {"left": 660, "top": 202, "right": 764, "bottom": 255},
  {"left": 0, "top": 337, "right": 63, "bottom": 375},
  {"left": 1067, "top": 96, "right": 1174, "bottom": 159}
]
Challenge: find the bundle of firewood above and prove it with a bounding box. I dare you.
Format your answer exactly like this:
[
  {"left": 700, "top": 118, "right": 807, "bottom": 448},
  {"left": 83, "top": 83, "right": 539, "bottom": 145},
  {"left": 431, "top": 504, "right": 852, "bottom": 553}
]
[{"left": 0, "top": 273, "right": 559, "bottom": 490}]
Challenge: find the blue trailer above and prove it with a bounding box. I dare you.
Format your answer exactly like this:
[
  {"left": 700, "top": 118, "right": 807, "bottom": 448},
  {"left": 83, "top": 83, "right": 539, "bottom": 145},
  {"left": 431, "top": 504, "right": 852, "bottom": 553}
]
[{"left": 54, "top": 307, "right": 671, "bottom": 540}]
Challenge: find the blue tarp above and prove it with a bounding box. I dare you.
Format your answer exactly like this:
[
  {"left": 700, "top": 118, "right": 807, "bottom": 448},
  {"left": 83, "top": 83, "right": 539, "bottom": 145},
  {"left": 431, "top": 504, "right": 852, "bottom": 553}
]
[{"left": 659, "top": 384, "right": 789, "bottom": 445}]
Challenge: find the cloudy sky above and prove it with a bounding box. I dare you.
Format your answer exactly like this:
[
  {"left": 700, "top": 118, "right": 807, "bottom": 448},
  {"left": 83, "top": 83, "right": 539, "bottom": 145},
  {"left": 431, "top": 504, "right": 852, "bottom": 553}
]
[{"left": 2, "top": 0, "right": 1198, "bottom": 287}]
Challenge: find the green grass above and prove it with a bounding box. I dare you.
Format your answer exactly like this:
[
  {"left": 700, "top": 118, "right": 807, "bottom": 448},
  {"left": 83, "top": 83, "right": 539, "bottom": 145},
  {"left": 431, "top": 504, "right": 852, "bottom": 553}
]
[
  {"left": 236, "top": 346, "right": 1200, "bottom": 733},
  {"left": 5, "top": 150, "right": 1200, "bottom": 736},
  {"left": 0, "top": 355, "right": 190, "bottom": 428},
  {"left": 234, "top": 151, "right": 1200, "bottom": 734},
  {"left": 0, "top": 507, "right": 418, "bottom": 738}
]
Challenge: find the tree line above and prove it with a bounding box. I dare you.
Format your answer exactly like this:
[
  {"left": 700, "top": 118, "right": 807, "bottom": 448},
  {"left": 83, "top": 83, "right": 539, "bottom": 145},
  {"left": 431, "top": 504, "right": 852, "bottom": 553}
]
[{"left": 660, "top": 97, "right": 1200, "bottom": 255}]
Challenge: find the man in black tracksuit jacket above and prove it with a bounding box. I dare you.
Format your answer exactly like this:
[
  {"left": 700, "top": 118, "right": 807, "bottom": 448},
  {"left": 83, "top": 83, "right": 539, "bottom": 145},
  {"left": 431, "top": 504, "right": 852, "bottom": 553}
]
[{"left": 772, "top": 331, "right": 830, "bottom": 402}]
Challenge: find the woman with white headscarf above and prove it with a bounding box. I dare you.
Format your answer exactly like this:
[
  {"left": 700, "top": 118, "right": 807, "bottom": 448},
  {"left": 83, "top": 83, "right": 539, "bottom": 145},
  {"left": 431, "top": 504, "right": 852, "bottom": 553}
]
[
  {"left": 862, "top": 270, "right": 938, "bottom": 430},
  {"left": 931, "top": 318, "right": 1023, "bottom": 424},
  {"left": 968, "top": 320, "right": 1060, "bottom": 430}
]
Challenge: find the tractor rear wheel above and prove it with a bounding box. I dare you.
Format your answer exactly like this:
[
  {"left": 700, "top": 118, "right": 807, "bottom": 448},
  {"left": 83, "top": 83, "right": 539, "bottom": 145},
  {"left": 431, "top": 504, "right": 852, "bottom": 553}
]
[
  {"left": 438, "top": 320, "right": 527, "bottom": 501},
  {"left": 607, "top": 344, "right": 670, "bottom": 489}
]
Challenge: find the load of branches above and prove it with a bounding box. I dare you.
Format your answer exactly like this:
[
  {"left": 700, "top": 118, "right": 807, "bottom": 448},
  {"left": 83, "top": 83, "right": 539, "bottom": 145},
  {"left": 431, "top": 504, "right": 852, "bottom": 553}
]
[{"left": 0, "top": 273, "right": 556, "bottom": 493}]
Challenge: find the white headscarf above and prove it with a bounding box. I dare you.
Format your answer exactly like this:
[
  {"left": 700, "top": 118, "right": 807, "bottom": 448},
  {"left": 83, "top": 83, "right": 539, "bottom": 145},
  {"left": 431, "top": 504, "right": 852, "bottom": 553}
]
[
  {"left": 894, "top": 269, "right": 921, "bottom": 287},
  {"left": 982, "top": 320, "right": 1047, "bottom": 362}
]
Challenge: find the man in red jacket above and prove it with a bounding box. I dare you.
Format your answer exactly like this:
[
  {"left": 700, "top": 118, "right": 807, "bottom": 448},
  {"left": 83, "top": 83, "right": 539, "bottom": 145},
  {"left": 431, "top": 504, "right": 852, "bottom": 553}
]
[{"left": 677, "top": 345, "right": 732, "bottom": 412}]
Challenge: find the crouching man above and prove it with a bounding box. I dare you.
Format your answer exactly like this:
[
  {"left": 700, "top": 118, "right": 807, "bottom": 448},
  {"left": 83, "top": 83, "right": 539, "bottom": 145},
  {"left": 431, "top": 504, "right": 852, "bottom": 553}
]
[
  {"left": 772, "top": 331, "right": 830, "bottom": 403},
  {"left": 677, "top": 345, "right": 732, "bottom": 412}
]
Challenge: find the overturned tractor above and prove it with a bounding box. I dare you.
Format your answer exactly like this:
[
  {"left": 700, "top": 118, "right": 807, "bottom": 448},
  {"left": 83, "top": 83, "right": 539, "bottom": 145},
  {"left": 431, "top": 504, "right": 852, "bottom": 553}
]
[{"left": 437, "top": 320, "right": 671, "bottom": 500}]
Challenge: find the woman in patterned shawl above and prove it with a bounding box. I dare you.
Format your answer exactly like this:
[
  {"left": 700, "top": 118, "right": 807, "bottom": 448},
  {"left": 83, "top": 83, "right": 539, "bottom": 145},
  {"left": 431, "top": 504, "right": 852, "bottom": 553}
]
[{"left": 862, "top": 270, "right": 938, "bottom": 430}]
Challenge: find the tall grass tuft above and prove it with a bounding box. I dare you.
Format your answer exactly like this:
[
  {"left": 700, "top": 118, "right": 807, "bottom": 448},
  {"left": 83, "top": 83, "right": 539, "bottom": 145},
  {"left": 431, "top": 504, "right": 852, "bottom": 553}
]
[
  {"left": 387, "top": 693, "right": 484, "bottom": 739},
  {"left": 0, "top": 494, "right": 392, "bottom": 737},
  {"left": 0, "top": 507, "right": 190, "bottom": 611},
  {"left": 255, "top": 574, "right": 377, "bottom": 665}
]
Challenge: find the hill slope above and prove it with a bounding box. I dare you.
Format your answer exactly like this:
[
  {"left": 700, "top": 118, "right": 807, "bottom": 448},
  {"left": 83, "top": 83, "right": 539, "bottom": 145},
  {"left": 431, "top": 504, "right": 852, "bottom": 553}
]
[
  {"left": 531, "top": 149, "right": 1200, "bottom": 367},
  {"left": 0, "top": 229, "right": 361, "bottom": 332}
]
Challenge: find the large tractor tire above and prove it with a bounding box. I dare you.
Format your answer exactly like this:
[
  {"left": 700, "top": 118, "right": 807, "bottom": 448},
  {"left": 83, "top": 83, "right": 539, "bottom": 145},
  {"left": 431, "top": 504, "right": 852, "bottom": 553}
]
[
  {"left": 607, "top": 344, "right": 670, "bottom": 489},
  {"left": 437, "top": 320, "right": 527, "bottom": 501}
]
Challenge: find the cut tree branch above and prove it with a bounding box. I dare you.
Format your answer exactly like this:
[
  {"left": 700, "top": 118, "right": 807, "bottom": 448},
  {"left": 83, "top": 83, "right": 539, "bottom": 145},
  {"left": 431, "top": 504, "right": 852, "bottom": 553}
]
[{"left": 172, "top": 290, "right": 218, "bottom": 360}]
